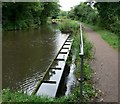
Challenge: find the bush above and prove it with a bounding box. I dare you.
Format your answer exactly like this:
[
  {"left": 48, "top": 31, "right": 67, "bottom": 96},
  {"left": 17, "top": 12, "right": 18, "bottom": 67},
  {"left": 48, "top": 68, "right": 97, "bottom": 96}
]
[{"left": 58, "top": 19, "right": 79, "bottom": 33}]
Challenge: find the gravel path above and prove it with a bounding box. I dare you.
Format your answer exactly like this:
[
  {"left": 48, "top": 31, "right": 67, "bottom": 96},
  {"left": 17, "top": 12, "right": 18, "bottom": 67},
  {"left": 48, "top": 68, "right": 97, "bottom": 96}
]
[{"left": 84, "top": 26, "right": 118, "bottom": 102}]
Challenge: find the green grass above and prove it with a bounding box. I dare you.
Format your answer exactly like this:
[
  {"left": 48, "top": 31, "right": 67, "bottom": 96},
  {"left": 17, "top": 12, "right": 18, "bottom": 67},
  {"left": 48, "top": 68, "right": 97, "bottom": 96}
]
[
  {"left": 83, "top": 23, "right": 120, "bottom": 50},
  {"left": 2, "top": 89, "right": 69, "bottom": 103},
  {"left": 71, "top": 25, "right": 96, "bottom": 101},
  {"left": 2, "top": 86, "right": 96, "bottom": 103}
]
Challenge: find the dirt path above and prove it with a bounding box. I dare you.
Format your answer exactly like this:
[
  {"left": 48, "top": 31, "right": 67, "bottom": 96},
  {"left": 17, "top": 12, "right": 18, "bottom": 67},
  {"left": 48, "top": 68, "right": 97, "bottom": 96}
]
[{"left": 84, "top": 26, "right": 118, "bottom": 102}]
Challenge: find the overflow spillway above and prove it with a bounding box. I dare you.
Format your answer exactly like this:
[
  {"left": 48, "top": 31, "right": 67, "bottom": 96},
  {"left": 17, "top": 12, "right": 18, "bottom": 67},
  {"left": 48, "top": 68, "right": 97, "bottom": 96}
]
[{"left": 32, "top": 34, "right": 73, "bottom": 97}]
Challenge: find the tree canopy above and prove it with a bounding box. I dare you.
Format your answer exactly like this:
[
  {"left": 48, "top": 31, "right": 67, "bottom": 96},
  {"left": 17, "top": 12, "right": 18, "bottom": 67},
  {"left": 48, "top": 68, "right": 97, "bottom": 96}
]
[
  {"left": 68, "top": 2, "right": 120, "bottom": 35},
  {"left": 94, "top": 2, "right": 120, "bottom": 34},
  {"left": 2, "top": 2, "right": 60, "bottom": 30}
]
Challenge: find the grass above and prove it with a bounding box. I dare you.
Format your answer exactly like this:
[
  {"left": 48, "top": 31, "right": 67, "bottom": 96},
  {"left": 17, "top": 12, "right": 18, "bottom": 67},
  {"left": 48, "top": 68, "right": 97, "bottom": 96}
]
[
  {"left": 2, "top": 89, "right": 67, "bottom": 103},
  {"left": 83, "top": 23, "right": 120, "bottom": 50},
  {"left": 2, "top": 86, "right": 95, "bottom": 103},
  {"left": 71, "top": 24, "right": 96, "bottom": 101}
]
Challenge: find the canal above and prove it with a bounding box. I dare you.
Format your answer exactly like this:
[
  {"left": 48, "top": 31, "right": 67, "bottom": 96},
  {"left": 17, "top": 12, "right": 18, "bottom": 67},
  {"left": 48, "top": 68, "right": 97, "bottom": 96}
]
[{"left": 2, "top": 25, "right": 68, "bottom": 94}]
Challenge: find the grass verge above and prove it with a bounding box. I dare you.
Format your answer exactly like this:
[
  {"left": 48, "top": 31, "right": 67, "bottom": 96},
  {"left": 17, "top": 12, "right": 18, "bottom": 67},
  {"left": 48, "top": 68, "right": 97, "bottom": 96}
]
[
  {"left": 71, "top": 27, "right": 96, "bottom": 102},
  {"left": 83, "top": 23, "right": 120, "bottom": 50}
]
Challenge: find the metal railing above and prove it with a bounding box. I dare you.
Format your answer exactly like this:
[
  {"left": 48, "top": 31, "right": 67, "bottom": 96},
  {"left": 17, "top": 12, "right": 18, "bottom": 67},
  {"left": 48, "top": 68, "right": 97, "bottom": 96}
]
[{"left": 79, "top": 23, "right": 84, "bottom": 99}]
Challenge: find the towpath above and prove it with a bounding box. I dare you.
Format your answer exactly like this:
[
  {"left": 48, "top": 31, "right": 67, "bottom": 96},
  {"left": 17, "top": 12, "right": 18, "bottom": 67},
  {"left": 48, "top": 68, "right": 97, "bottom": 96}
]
[{"left": 84, "top": 25, "right": 118, "bottom": 102}]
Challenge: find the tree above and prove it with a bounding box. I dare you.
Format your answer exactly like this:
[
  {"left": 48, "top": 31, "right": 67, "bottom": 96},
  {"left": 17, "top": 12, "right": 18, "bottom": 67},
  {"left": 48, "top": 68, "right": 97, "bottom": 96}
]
[
  {"left": 68, "top": 3, "right": 98, "bottom": 24},
  {"left": 39, "top": 2, "right": 60, "bottom": 24},
  {"left": 2, "top": 2, "right": 60, "bottom": 30},
  {"left": 94, "top": 2, "right": 120, "bottom": 34}
]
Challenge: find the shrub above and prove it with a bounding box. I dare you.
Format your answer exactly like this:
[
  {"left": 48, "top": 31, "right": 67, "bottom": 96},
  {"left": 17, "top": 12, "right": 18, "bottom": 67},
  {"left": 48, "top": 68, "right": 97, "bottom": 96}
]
[{"left": 58, "top": 19, "right": 79, "bottom": 33}]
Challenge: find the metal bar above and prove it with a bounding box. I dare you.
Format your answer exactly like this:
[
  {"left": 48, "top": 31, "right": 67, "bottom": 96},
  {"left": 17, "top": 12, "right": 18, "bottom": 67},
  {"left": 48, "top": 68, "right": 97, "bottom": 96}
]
[
  {"left": 79, "top": 23, "right": 84, "bottom": 100},
  {"left": 55, "top": 58, "right": 64, "bottom": 61},
  {"left": 50, "top": 68, "right": 61, "bottom": 70},
  {"left": 59, "top": 52, "right": 67, "bottom": 54},
  {"left": 42, "top": 80, "right": 56, "bottom": 84},
  {"left": 79, "top": 23, "right": 84, "bottom": 56},
  {"left": 62, "top": 47, "right": 69, "bottom": 49},
  {"left": 66, "top": 40, "right": 72, "bottom": 42},
  {"left": 64, "top": 43, "right": 71, "bottom": 45},
  {"left": 80, "top": 55, "right": 83, "bottom": 100}
]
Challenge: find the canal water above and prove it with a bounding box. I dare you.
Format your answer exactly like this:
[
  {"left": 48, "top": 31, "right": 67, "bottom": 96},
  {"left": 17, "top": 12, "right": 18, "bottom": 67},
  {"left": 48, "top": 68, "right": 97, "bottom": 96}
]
[{"left": 2, "top": 25, "right": 69, "bottom": 94}]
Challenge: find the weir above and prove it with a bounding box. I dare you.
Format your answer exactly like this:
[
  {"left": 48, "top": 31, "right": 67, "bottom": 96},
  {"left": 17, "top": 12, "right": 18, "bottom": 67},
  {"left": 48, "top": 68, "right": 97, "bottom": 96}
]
[{"left": 32, "top": 35, "right": 73, "bottom": 97}]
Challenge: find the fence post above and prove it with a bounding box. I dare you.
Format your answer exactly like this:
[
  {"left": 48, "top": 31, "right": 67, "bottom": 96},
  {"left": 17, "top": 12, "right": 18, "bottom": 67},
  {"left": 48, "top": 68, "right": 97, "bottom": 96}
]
[{"left": 80, "top": 55, "right": 84, "bottom": 100}]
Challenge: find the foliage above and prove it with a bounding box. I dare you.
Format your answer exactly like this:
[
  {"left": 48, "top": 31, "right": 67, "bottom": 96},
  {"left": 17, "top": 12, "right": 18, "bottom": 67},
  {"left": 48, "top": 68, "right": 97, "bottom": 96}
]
[
  {"left": 94, "top": 2, "right": 120, "bottom": 35},
  {"left": 83, "top": 36, "right": 93, "bottom": 59},
  {"left": 57, "top": 11, "right": 68, "bottom": 19},
  {"left": 2, "top": 2, "right": 60, "bottom": 30},
  {"left": 68, "top": 8, "right": 75, "bottom": 20},
  {"left": 68, "top": 3, "right": 99, "bottom": 25},
  {"left": 40, "top": 2, "right": 60, "bottom": 24},
  {"left": 58, "top": 19, "right": 79, "bottom": 33},
  {"left": 68, "top": 2, "right": 120, "bottom": 36},
  {"left": 83, "top": 82, "right": 96, "bottom": 100}
]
